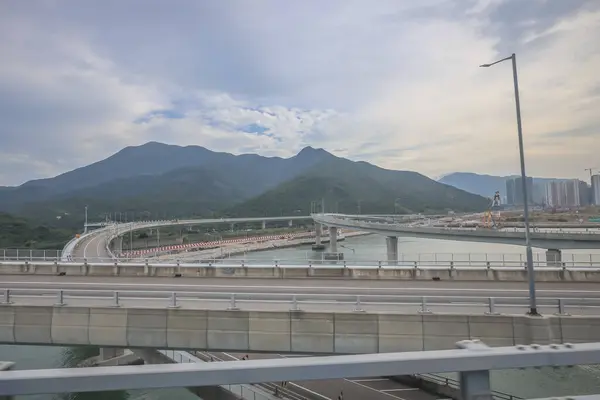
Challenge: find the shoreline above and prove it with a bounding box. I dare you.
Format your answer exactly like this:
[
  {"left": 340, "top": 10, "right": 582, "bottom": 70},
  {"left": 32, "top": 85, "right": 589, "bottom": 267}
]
[{"left": 148, "top": 231, "right": 371, "bottom": 262}]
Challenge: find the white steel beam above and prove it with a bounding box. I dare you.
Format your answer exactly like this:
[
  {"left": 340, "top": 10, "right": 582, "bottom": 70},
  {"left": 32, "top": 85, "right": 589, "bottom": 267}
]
[{"left": 1, "top": 341, "right": 600, "bottom": 396}]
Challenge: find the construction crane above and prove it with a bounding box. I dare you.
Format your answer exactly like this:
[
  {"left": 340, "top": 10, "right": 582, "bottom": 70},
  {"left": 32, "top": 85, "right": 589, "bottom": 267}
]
[
  {"left": 585, "top": 168, "right": 598, "bottom": 179},
  {"left": 482, "top": 191, "right": 502, "bottom": 229}
]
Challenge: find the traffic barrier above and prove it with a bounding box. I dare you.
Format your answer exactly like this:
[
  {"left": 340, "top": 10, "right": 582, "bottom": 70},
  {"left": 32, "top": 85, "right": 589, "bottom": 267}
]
[{"left": 2, "top": 261, "right": 600, "bottom": 282}]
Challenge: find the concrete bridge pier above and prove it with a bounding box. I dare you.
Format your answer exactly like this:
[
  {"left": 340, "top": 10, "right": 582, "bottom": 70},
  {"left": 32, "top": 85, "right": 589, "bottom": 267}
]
[
  {"left": 230, "top": 223, "right": 235, "bottom": 232},
  {"left": 324, "top": 226, "right": 343, "bottom": 260},
  {"left": 288, "top": 219, "right": 293, "bottom": 227},
  {"left": 386, "top": 236, "right": 398, "bottom": 265},
  {"left": 312, "top": 223, "right": 325, "bottom": 250},
  {"left": 546, "top": 249, "right": 562, "bottom": 266},
  {"left": 114, "top": 236, "right": 123, "bottom": 255},
  {"left": 262, "top": 220, "right": 266, "bottom": 230}
]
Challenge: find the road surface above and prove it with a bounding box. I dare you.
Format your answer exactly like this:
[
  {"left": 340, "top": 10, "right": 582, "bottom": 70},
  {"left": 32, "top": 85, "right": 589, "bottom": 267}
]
[
  {"left": 71, "top": 233, "right": 113, "bottom": 262},
  {"left": 2, "top": 276, "right": 600, "bottom": 315}
]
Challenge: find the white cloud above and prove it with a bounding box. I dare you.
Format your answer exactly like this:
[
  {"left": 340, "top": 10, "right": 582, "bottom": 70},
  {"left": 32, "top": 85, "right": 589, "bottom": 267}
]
[{"left": 0, "top": 0, "right": 598, "bottom": 186}]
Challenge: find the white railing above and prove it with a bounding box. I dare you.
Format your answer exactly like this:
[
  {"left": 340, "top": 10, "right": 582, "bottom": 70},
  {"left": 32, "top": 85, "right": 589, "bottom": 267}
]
[
  {"left": 1, "top": 288, "right": 596, "bottom": 315},
  {"left": 4, "top": 256, "right": 600, "bottom": 269}
]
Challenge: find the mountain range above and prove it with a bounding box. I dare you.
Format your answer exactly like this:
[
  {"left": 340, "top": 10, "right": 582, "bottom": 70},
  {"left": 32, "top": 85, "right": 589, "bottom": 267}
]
[{"left": 0, "top": 142, "right": 489, "bottom": 229}]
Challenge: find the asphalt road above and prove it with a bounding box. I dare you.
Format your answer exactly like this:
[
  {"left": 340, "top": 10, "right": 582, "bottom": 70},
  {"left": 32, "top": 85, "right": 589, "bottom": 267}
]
[
  {"left": 71, "top": 233, "right": 113, "bottom": 263},
  {"left": 2, "top": 275, "right": 600, "bottom": 297},
  {"left": 2, "top": 276, "right": 600, "bottom": 314}
]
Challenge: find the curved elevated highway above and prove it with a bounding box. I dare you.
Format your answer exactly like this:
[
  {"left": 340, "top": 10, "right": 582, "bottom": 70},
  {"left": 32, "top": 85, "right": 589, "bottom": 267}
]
[
  {"left": 66, "top": 215, "right": 314, "bottom": 262},
  {"left": 313, "top": 213, "right": 600, "bottom": 250}
]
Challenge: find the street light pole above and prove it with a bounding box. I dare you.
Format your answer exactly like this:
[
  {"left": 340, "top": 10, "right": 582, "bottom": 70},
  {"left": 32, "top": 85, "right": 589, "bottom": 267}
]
[
  {"left": 84, "top": 205, "right": 88, "bottom": 234},
  {"left": 480, "top": 53, "right": 538, "bottom": 315}
]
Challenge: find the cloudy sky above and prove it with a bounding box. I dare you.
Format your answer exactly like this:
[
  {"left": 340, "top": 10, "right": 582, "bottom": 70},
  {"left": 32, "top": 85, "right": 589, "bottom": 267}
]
[{"left": 1, "top": 0, "right": 599, "bottom": 186}]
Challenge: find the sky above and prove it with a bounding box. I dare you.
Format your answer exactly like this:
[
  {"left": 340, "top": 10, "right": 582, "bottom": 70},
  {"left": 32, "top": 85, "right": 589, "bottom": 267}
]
[{"left": 1, "top": 0, "right": 599, "bottom": 186}]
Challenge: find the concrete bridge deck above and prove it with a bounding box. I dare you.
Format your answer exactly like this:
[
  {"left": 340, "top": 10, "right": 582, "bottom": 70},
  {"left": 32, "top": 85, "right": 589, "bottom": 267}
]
[{"left": 0, "top": 304, "right": 597, "bottom": 353}]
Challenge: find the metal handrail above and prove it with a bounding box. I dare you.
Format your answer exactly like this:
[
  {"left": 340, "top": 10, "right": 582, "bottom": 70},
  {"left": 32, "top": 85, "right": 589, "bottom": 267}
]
[
  {"left": 2, "top": 259, "right": 600, "bottom": 272},
  {"left": 4, "top": 250, "right": 600, "bottom": 266},
  {"left": 0, "top": 288, "right": 595, "bottom": 314}
]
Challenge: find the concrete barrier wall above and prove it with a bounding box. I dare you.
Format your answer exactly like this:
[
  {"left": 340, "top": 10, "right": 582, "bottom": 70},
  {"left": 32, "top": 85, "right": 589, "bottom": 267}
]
[
  {"left": 2, "top": 262, "right": 600, "bottom": 282},
  {"left": 1, "top": 305, "right": 599, "bottom": 353}
]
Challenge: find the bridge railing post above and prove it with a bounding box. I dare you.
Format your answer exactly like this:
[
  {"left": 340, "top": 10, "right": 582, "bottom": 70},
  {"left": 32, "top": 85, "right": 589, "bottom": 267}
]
[
  {"left": 485, "top": 297, "right": 499, "bottom": 315},
  {"left": 418, "top": 297, "right": 431, "bottom": 313},
  {"left": 228, "top": 293, "right": 239, "bottom": 311},
  {"left": 55, "top": 290, "right": 65, "bottom": 306},
  {"left": 168, "top": 292, "right": 180, "bottom": 308},
  {"left": 2, "top": 289, "right": 12, "bottom": 305},
  {"left": 354, "top": 296, "right": 364, "bottom": 312},
  {"left": 290, "top": 295, "right": 299, "bottom": 311},
  {"left": 556, "top": 298, "right": 569, "bottom": 316},
  {"left": 112, "top": 291, "right": 120, "bottom": 307}
]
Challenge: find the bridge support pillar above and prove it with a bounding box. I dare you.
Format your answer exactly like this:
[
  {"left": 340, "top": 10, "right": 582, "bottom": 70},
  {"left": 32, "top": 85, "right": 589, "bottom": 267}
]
[
  {"left": 459, "top": 370, "right": 492, "bottom": 400},
  {"left": 288, "top": 219, "right": 293, "bottom": 227},
  {"left": 329, "top": 227, "right": 338, "bottom": 253},
  {"left": 546, "top": 248, "right": 562, "bottom": 267},
  {"left": 230, "top": 223, "right": 235, "bottom": 232},
  {"left": 386, "top": 236, "right": 398, "bottom": 265},
  {"left": 99, "top": 348, "right": 125, "bottom": 361},
  {"left": 312, "top": 224, "right": 325, "bottom": 250},
  {"left": 115, "top": 236, "right": 123, "bottom": 255},
  {"left": 262, "top": 220, "right": 266, "bottom": 230},
  {"left": 323, "top": 227, "right": 343, "bottom": 260}
]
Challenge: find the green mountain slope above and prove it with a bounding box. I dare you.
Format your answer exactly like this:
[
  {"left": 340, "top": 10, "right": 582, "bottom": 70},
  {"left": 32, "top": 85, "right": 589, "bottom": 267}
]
[{"left": 227, "top": 158, "right": 489, "bottom": 217}]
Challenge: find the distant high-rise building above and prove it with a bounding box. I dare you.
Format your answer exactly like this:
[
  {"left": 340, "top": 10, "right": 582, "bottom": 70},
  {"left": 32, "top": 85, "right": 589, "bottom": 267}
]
[
  {"left": 592, "top": 175, "right": 600, "bottom": 205},
  {"left": 565, "top": 180, "right": 580, "bottom": 207},
  {"left": 506, "top": 179, "right": 515, "bottom": 205},
  {"left": 545, "top": 179, "right": 583, "bottom": 208},
  {"left": 532, "top": 182, "right": 545, "bottom": 205},
  {"left": 513, "top": 176, "right": 534, "bottom": 205},
  {"left": 545, "top": 181, "right": 561, "bottom": 207},
  {"left": 579, "top": 181, "right": 590, "bottom": 207}
]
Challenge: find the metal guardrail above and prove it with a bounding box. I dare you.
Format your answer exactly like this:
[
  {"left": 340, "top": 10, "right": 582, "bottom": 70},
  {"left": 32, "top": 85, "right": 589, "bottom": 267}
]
[
  {"left": 3, "top": 259, "right": 600, "bottom": 271},
  {"left": 1, "top": 341, "right": 599, "bottom": 397},
  {"left": 122, "top": 258, "right": 600, "bottom": 269},
  {"left": 0, "top": 288, "right": 596, "bottom": 315}
]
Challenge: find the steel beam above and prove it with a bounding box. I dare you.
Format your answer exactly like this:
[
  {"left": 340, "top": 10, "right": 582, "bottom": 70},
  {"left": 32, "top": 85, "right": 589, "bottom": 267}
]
[{"left": 1, "top": 342, "right": 600, "bottom": 396}]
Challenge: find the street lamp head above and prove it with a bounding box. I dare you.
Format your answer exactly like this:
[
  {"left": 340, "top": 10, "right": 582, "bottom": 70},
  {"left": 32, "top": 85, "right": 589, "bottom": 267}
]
[{"left": 479, "top": 64, "right": 491, "bottom": 68}]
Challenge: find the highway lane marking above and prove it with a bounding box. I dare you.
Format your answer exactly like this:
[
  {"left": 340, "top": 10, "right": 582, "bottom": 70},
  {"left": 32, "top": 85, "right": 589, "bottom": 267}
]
[
  {"left": 344, "top": 378, "right": 406, "bottom": 400},
  {"left": 82, "top": 236, "right": 96, "bottom": 259},
  {"left": 1, "top": 281, "right": 599, "bottom": 295}
]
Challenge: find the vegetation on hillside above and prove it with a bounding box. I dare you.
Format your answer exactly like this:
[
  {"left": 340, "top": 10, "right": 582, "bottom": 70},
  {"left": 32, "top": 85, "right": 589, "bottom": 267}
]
[
  {"left": 0, "top": 212, "right": 74, "bottom": 249},
  {"left": 226, "top": 158, "right": 489, "bottom": 217}
]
